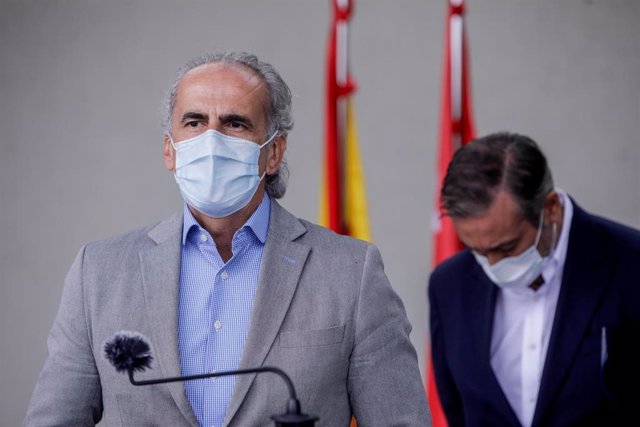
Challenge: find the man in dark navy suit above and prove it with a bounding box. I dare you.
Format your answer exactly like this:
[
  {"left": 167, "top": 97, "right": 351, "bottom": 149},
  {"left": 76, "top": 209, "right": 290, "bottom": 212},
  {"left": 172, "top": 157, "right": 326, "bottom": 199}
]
[{"left": 429, "top": 132, "right": 640, "bottom": 427}]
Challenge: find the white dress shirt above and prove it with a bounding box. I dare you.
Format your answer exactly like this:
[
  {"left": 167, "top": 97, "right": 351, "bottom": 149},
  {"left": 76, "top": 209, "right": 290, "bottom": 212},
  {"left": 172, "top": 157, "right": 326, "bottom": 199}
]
[{"left": 490, "top": 189, "right": 573, "bottom": 427}]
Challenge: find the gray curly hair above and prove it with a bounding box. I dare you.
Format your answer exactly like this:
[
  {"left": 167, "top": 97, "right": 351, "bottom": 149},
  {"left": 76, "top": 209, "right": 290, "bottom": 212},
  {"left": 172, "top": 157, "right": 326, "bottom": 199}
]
[{"left": 162, "top": 52, "right": 293, "bottom": 199}]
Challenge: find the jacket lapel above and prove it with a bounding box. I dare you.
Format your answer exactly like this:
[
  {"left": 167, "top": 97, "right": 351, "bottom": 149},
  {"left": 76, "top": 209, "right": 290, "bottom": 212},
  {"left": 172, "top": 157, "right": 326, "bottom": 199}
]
[
  {"left": 139, "top": 212, "right": 199, "bottom": 427},
  {"left": 532, "top": 204, "right": 610, "bottom": 426},
  {"left": 224, "top": 201, "right": 309, "bottom": 425}
]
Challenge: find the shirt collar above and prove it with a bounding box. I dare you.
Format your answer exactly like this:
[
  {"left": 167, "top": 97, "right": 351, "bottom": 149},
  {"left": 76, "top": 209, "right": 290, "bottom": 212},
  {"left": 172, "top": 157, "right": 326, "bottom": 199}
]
[
  {"left": 181, "top": 194, "right": 271, "bottom": 245},
  {"left": 245, "top": 194, "right": 270, "bottom": 244}
]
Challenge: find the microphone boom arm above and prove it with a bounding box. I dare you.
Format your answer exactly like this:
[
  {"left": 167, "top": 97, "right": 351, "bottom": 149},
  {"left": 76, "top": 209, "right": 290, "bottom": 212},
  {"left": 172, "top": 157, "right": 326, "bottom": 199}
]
[{"left": 127, "top": 366, "right": 296, "bottom": 399}]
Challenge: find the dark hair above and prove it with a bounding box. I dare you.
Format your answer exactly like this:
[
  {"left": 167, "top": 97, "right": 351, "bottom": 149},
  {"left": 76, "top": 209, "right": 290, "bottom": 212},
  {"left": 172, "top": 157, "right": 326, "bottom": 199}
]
[
  {"left": 162, "top": 52, "right": 293, "bottom": 199},
  {"left": 441, "top": 132, "right": 554, "bottom": 225}
]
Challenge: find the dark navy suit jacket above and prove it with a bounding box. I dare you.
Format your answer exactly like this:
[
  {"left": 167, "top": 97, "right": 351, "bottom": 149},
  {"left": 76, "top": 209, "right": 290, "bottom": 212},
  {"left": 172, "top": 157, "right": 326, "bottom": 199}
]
[{"left": 429, "top": 201, "right": 640, "bottom": 427}]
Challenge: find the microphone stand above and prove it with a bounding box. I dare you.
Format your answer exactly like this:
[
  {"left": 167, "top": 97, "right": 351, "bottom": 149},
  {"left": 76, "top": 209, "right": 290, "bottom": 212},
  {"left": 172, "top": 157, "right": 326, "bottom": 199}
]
[{"left": 126, "top": 366, "right": 317, "bottom": 427}]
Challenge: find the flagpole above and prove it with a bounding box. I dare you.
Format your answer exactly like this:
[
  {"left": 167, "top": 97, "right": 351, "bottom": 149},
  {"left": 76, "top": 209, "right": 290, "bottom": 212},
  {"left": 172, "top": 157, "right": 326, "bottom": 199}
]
[
  {"left": 325, "top": 0, "right": 340, "bottom": 233},
  {"left": 336, "top": 0, "right": 349, "bottom": 233},
  {"left": 450, "top": 0, "right": 463, "bottom": 150}
]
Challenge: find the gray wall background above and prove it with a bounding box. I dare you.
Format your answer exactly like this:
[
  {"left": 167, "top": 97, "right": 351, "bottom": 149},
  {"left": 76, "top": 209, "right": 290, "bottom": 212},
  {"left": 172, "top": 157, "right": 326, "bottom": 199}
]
[{"left": 1, "top": 0, "right": 638, "bottom": 425}]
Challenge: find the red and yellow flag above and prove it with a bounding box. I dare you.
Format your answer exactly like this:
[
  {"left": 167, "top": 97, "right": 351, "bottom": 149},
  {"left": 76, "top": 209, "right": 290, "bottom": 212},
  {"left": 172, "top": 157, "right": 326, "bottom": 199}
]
[
  {"left": 319, "top": 0, "right": 371, "bottom": 243},
  {"left": 428, "top": 1, "right": 476, "bottom": 426}
]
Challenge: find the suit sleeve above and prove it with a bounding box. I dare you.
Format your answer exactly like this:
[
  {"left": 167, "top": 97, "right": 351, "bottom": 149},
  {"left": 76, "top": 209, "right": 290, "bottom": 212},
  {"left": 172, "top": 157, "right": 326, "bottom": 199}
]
[
  {"left": 24, "top": 246, "right": 103, "bottom": 426},
  {"left": 347, "top": 244, "right": 432, "bottom": 426},
  {"left": 428, "top": 272, "right": 464, "bottom": 427}
]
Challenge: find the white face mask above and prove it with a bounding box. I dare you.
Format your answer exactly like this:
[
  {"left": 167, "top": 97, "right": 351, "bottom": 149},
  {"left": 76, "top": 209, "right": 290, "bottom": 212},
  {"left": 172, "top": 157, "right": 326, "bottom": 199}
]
[
  {"left": 473, "top": 213, "right": 555, "bottom": 290},
  {"left": 170, "top": 129, "right": 277, "bottom": 218}
]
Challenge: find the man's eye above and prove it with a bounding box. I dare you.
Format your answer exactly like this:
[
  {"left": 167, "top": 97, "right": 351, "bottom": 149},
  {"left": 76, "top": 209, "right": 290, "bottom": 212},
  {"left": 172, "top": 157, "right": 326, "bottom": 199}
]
[
  {"left": 501, "top": 246, "right": 518, "bottom": 256},
  {"left": 225, "top": 119, "right": 251, "bottom": 130},
  {"left": 186, "top": 121, "right": 200, "bottom": 128}
]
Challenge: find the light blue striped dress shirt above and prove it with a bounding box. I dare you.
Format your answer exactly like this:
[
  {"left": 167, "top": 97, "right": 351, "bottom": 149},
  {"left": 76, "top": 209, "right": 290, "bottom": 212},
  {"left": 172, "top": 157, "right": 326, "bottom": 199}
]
[{"left": 178, "top": 195, "right": 270, "bottom": 427}]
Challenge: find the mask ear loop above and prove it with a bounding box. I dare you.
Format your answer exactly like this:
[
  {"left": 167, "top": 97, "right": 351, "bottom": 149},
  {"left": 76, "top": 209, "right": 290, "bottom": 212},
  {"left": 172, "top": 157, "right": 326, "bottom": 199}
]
[
  {"left": 538, "top": 212, "right": 558, "bottom": 258},
  {"left": 533, "top": 210, "right": 546, "bottom": 248},
  {"left": 167, "top": 133, "right": 179, "bottom": 176},
  {"left": 259, "top": 130, "right": 280, "bottom": 181},
  {"left": 549, "top": 222, "right": 558, "bottom": 253},
  {"left": 259, "top": 130, "right": 279, "bottom": 149},
  {"left": 168, "top": 133, "right": 178, "bottom": 151}
]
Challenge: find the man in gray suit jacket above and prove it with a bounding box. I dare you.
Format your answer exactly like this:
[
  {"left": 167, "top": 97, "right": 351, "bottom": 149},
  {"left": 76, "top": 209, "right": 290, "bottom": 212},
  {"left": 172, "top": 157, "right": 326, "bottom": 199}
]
[{"left": 25, "top": 52, "right": 430, "bottom": 426}]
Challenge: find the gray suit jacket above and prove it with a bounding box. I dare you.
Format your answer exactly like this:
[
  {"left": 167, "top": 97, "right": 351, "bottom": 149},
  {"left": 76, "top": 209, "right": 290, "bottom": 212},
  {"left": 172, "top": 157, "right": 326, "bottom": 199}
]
[{"left": 25, "top": 200, "right": 430, "bottom": 426}]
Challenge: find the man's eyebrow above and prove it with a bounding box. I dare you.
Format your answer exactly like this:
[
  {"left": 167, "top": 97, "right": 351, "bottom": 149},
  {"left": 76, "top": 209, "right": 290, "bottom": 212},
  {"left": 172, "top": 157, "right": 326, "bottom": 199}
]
[{"left": 180, "top": 112, "right": 208, "bottom": 123}]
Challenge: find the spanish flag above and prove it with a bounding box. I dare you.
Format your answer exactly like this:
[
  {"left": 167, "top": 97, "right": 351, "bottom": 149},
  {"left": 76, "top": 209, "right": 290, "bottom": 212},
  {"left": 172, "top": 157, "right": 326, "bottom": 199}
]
[
  {"left": 319, "top": 0, "right": 371, "bottom": 243},
  {"left": 428, "top": 1, "right": 476, "bottom": 426}
]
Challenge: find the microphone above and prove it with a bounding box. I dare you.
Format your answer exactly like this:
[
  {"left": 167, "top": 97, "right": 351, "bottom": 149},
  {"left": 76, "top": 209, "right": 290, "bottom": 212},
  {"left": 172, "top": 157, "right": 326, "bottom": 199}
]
[{"left": 104, "top": 331, "right": 317, "bottom": 427}]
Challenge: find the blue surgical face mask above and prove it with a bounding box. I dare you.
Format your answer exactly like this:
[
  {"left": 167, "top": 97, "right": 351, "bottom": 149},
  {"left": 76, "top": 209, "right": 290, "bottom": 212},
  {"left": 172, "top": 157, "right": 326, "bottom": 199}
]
[
  {"left": 473, "top": 212, "right": 555, "bottom": 290},
  {"left": 169, "top": 129, "right": 277, "bottom": 218}
]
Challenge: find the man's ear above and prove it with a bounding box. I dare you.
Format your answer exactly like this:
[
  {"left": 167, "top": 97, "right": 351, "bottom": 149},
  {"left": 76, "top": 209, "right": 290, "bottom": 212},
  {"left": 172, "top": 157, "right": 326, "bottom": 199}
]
[
  {"left": 544, "top": 191, "right": 562, "bottom": 224},
  {"left": 266, "top": 133, "right": 287, "bottom": 175},
  {"left": 163, "top": 134, "right": 175, "bottom": 172}
]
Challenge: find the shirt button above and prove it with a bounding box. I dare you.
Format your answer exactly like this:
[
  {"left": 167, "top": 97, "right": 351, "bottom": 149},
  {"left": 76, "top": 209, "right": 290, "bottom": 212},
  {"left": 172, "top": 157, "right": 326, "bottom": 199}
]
[
  {"left": 529, "top": 397, "right": 536, "bottom": 403},
  {"left": 529, "top": 343, "right": 537, "bottom": 351},
  {"left": 199, "top": 234, "right": 207, "bottom": 242},
  {"left": 221, "top": 271, "right": 229, "bottom": 280},
  {"left": 214, "top": 320, "right": 222, "bottom": 330}
]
